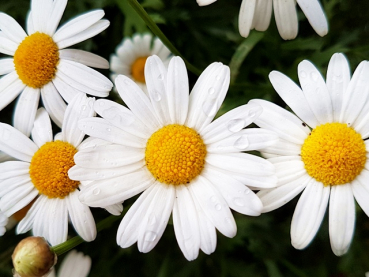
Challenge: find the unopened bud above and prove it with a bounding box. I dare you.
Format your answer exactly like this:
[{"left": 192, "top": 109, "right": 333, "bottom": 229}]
[{"left": 12, "top": 237, "right": 57, "bottom": 277}]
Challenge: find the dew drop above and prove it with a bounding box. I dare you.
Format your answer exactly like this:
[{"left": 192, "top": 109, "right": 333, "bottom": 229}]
[
  {"left": 208, "top": 87, "right": 215, "bottom": 95},
  {"left": 215, "top": 75, "right": 220, "bottom": 80},
  {"left": 224, "top": 217, "right": 233, "bottom": 225},
  {"left": 158, "top": 74, "right": 164, "bottom": 80},
  {"left": 332, "top": 73, "right": 343, "bottom": 83},
  {"left": 299, "top": 71, "right": 307, "bottom": 78},
  {"left": 107, "top": 128, "right": 111, "bottom": 132},
  {"left": 248, "top": 110, "right": 256, "bottom": 118},
  {"left": 144, "top": 231, "right": 157, "bottom": 242},
  {"left": 93, "top": 188, "right": 100, "bottom": 195},
  {"left": 202, "top": 100, "right": 217, "bottom": 117},
  {"left": 234, "top": 198, "right": 245, "bottom": 207},
  {"left": 84, "top": 220, "right": 87, "bottom": 224},
  {"left": 227, "top": 119, "right": 245, "bottom": 133},
  {"left": 311, "top": 71, "right": 319, "bottom": 81},
  {"left": 215, "top": 204, "right": 222, "bottom": 211},
  {"left": 234, "top": 135, "right": 249, "bottom": 150},
  {"left": 81, "top": 105, "right": 87, "bottom": 111},
  {"left": 152, "top": 91, "right": 162, "bottom": 101}
]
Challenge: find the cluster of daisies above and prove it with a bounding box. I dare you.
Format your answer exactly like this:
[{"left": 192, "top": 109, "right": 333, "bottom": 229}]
[{"left": 0, "top": 0, "right": 369, "bottom": 275}]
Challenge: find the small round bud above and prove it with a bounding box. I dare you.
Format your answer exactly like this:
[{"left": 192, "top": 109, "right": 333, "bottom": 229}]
[{"left": 12, "top": 237, "right": 57, "bottom": 277}]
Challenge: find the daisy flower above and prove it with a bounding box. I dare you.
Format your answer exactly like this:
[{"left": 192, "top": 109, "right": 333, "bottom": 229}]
[
  {"left": 252, "top": 53, "right": 369, "bottom": 255},
  {"left": 69, "top": 55, "right": 278, "bottom": 260},
  {"left": 0, "top": 0, "right": 113, "bottom": 136},
  {"left": 197, "top": 0, "right": 328, "bottom": 40},
  {"left": 0, "top": 93, "right": 99, "bottom": 246},
  {"left": 110, "top": 33, "right": 171, "bottom": 93},
  {"left": 49, "top": 250, "right": 91, "bottom": 277}
]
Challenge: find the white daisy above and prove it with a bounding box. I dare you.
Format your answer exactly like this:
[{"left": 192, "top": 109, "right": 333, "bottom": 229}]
[
  {"left": 0, "top": 211, "right": 8, "bottom": 236},
  {"left": 197, "top": 0, "right": 328, "bottom": 40},
  {"left": 110, "top": 33, "right": 171, "bottom": 94},
  {"left": 252, "top": 53, "right": 369, "bottom": 256},
  {"left": 0, "top": 93, "right": 99, "bottom": 245},
  {"left": 49, "top": 250, "right": 91, "bottom": 277},
  {"left": 69, "top": 55, "right": 277, "bottom": 260},
  {"left": 0, "top": 0, "right": 113, "bottom": 136}
]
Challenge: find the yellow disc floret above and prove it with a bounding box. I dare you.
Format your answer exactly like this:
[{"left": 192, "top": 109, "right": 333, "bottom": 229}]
[
  {"left": 131, "top": 56, "right": 147, "bottom": 83},
  {"left": 14, "top": 32, "right": 59, "bottom": 88},
  {"left": 301, "top": 123, "right": 367, "bottom": 186},
  {"left": 145, "top": 124, "right": 207, "bottom": 185},
  {"left": 29, "top": 141, "right": 79, "bottom": 198}
]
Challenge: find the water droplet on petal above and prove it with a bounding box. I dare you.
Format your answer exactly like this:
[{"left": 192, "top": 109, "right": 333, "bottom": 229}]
[
  {"left": 234, "top": 135, "right": 249, "bottom": 150},
  {"left": 234, "top": 198, "right": 245, "bottom": 207},
  {"left": 144, "top": 231, "right": 157, "bottom": 242},
  {"left": 300, "top": 71, "right": 307, "bottom": 78},
  {"left": 93, "top": 188, "right": 100, "bottom": 195},
  {"left": 248, "top": 110, "right": 256, "bottom": 118},
  {"left": 208, "top": 87, "right": 215, "bottom": 95},
  {"left": 158, "top": 74, "right": 164, "bottom": 80},
  {"left": 224, "top": 217, "right": 233, "bottom": 225},
  {"left": 81, "top": 105, "right": 87, "bottom": 111},
  {"left": 227, "top": 119, "right": 245, "bottom": 133},
  {"left": 202, "top": 100, "right": 217, "bottom": 117},
  {"left": 215, "top": 204, "right": 222, "bottom": 211},
  {"left": 311, "top": 71, "right": 318, "bottom": 81},
  {"left": 107, "top": 128, "right": 111, "bottom": 132},
  {"left": 152, "top": 90, "right": 162, "bottom": 101}
]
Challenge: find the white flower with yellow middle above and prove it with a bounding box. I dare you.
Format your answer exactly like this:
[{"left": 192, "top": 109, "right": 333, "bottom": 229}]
[
  {"left": 69, "top": 55, "right": 278, "bottom": 260},
  {"left": 0, "top": 0, "right": 113, "bottom": 136}
]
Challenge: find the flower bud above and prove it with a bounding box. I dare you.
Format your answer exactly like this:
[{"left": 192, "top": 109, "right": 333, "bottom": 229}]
[{"left": 12, "top": 237, "right": 57, "bottom": 277}]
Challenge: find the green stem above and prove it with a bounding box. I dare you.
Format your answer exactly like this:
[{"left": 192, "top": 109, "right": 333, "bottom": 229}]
[
  {"left": 229, "top": 31, "right": 264, "bottom": 84},
  {"left": 51, "top": 214, "right": 122, "bottom": 256},
  {"left": 124, "top": 0, "right": 202, "bottom": 75}
]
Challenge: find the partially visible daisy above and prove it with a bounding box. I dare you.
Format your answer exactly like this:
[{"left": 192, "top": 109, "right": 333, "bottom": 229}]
[
  {"left": 110, "top": 33, "right": 171, "bottom": 93},
  {"left": 49, "top": 250, "right": 91, "bottom": 277},
  {"left": 70, "top": 55, "right": 277, "bottom": 260},
  {"left": 197, "top": 0, "right": 328, "bottom": 40},
  {"left": 0, "top": 0, "right": 113, "bottom": 136},
  {"left": 0, "top": 93, "right": 99, "bottom": 245},
  {"left": 0, "top": 212, "right": 8, "bottom": 236},
  {"left": 252, "top": 53, "right": 369, "bottom": 255}
]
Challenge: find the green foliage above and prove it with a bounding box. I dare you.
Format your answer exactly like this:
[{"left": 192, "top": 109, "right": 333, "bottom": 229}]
[{"left": 1, "top": 0, "right": 369, "bottom": 276}]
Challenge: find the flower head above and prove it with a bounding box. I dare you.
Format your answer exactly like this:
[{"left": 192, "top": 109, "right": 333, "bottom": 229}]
[
  {"left": 252, "top": 53, "right": 369, "bottom": 255},
  {"left": 110, "top": 33, "right": 171, "bottom": 94},
  {"left": 0, "top": 0, "right": 113, "bottom": 136},
  {"left": 70, "top": 55, "right": 277, "bottom": 260}
]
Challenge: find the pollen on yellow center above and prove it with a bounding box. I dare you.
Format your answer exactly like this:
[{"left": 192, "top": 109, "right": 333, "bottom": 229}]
[
  {"left": 301, "top": 122, "right": 367, "bottom": 186},
  {"left": 14, "top": 32, "right": 59, "bottom": 88},
  {"left": 131, "top": 56, "right": 147, "bottom": 83},
  {"left": 29, "top": 141, "right": 79, "bottom": 198},
  {"left": 145, "top": 124, "right": 207, "bottom": 186}
]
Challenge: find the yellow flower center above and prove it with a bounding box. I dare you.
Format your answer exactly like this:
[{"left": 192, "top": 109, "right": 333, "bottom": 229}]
[
  {"left": 29, "top": 141, "right": 79, "bottom": 198},
  {"left": 13, "top": 32, "right": 59, "bottom": 88},
  {"left": 131, "top": 56, "right": 147, "bottom": 83},
  {"left": 301, "top": 123, "right": 367, "bottom": 186},
  {"left": 145, "top": 124, "right": 207, "bottom": 185}
]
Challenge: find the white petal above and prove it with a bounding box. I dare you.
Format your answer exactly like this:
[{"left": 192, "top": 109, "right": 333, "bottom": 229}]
[
  {"left": 57, "top": 19, "right": 109, "bottom": 50},
  {"left": 238, "top": 0, "right": 256, "bottom": 38},
  {"left": 206, "top": 153, "right": 275, "bottom": 176},
  {"left": 340, "top": 61, "right": 369, "bottom": 125},
  {"left": 258, "top": 174, "right": 310, "bottom": 212},
  {"left": 252, "top": 0, "right": 272, "bottom": 31},
  {"left": 0, "top": 175, "right": 31, "bottom": 198},
  {"left": 31, "top": 0, "right": 53, "bottom": 33},
  {"left": 0, "top": 123, "right": 38, "bottom": 162},
  {"left": 40, "top": 81, "right": 66, "bottom": 128},
  {"left": 1, "top": 184, "right": 37, "bottom": 217},
  {"left": 58, "top": 250, "right": 91, "bottom": 277},
  {"left": 145, "top": 55, "right": 170, "bottom": 125},
  {"left": 44, "top": 0, "right": 68, "bottom": 36},
  {"left": 94, "top": 99, "right": 152, "bottom": 139},
  {"left": 201, "top": 103, "right": 262, "bottom": 144},
  {"left": 297, "top": 0, "right": 328, "bottom": 37},
  {"left": 329, "top": 184, "right": 355, "bottom": 256},
  {"left": 52, "top": 75, "right": 80, "bottom": 103},
  {"left": 186, "top": 62, "right": 230, "bottom": 132},
  {"left": 189, "top": 176, "right": 237, "bottom": 238},
  {"left": 270, "top": 157, "right": 306, "bottom": 186},
  {"left": 115, "top": 75, "right": 161, "bottom": 131},
  {"left": 258, "top": 138, "right": 302, "bottom": 156},
  {"left": 152, "top": 37, "right": 171, "bottom": 62},
  {"left": 76, "top": 137, "right": 111, "bottom": 151},
  {"left": 0, "top": 36, "right": 18, "bottom": 55},
  {"left": 273, "top": 0, "right": 298, "bottom": 40},
  {"left": 77, "top": 168, "right": 154, "bottom": 207},
  {"left": 298, "top": 60, "right": 333, "bottom": 124},
  {"left": 66, "top": 190, "right": 96, "bottom": 242},
  {"left": 0, "top": 58, "right": 15, "bottom": 75},
  {"left": 249, "top": 99, "right": 310, "bottom": 144},
  {"left": 13, "top": 87, "right": 40, "bottom": 137},
  {"left": 203, "top": 167, "right": 263, "bottom": 216},
  {"left": 197, "top": 0, "right": 217, "bottom": 6},
  {"left": 58, "top": 59, "right": 112, "bottom": 95},
  {"left": 165, "top": 56, "right": 189, "bottom": 125},
  {"left": 78, "top": 118, "right": 146, "bottom": 148},
  {"left": 352, "top": 169, "right": 369, "bottom": 217},
  {"left": 74, "top": 144, "right": 144, "bottom": 169},
  {"left": 31, "top": 108, "right": 53, "bottom": 147},
  {"left": 0, "top": 73, "right": 26, "bottom": 111},
  {"left": 291, "top": 179, "right": 330, "bottom": 249},
  {"left": 17, "top": 196, "right": 46, "bottom": 234},
  {"left": 207, "top": 128, "right": 278, "bottom": 153},
  {"left": 269, "top": 70, "right": 319, "bottom": 128},
  {"left": 326, "top": 53, "right": 351, "bottom": 122},
  {"left": 26, "top": 11, "right": 34, "bottom": 35},
  {"left": 103, "top": 203, "right": 123, "bottom": 216},
  {"left": 60, "top": 49, "right": 109, "bottom": 69},
  {"left": 53, "top": 10, "right": 105, "bottom": 43},
  {"left": 137, "top": 183, "right": 175, "bottom": 253},
  {"left": 62, "top": 93, "right": 95, "bottom": 147},
  {"left": 0, "top": 13, "right": 27, "bottom": 44},
  {"left": 173, "top": 185, "right": 200, "bottom": 261},
  {"left": 0, "top": 161, "right": 29, "bottom": 179}
]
